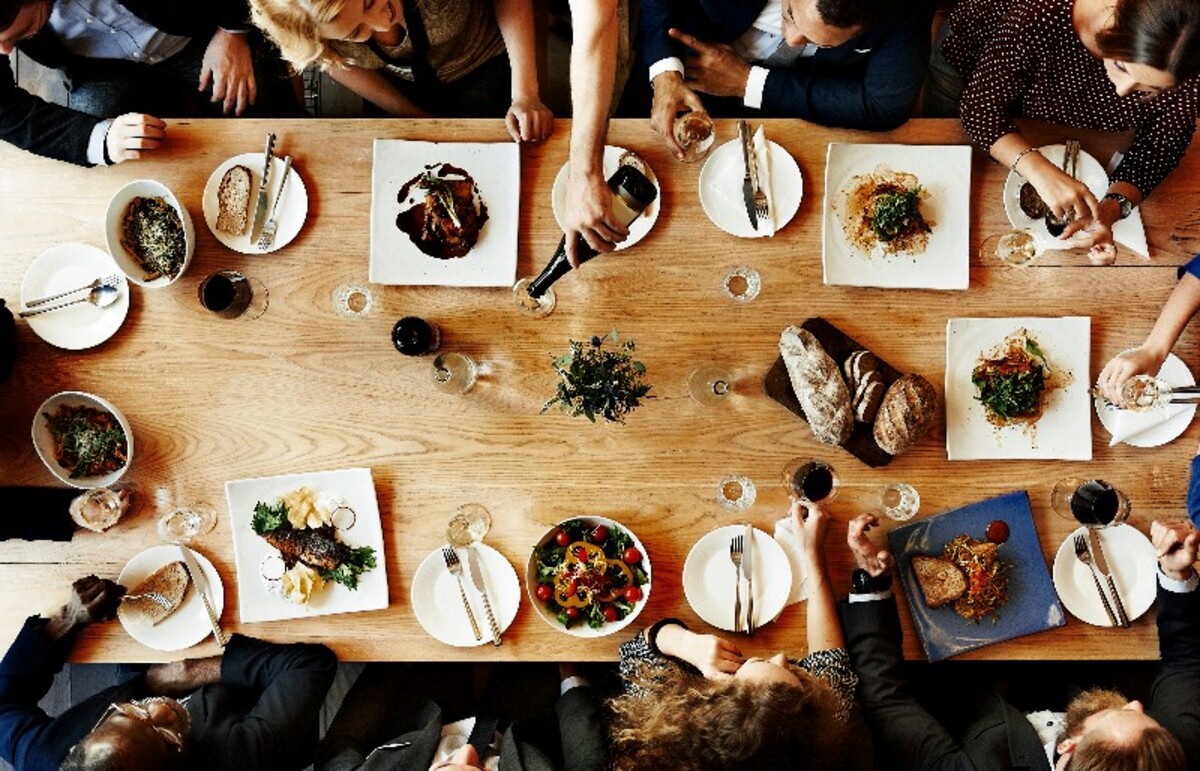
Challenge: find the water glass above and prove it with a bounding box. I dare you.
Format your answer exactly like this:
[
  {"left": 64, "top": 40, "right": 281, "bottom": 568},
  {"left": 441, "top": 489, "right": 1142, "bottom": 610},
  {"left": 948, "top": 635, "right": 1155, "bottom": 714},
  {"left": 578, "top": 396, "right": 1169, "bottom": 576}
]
[
  {"left": 722, "top": 266, "right": 761, "bottom": 302},
  {"left": 432, "top": 352, "right": 478, "bottom": 394},
  {"left": 69, "top": 487, "right": 124, "bottom": 532},
  {"left": 157, "top": 503, "right": 217, "bottom": 543},
  {"left": 333, "top": 284, "right": 374, "bottom": 318},
  {"left": 880, "top": 483, "right": 920, "bottom": 521},
  {"left": 717, "top": 475, "right": 756, "bottom": 513}
]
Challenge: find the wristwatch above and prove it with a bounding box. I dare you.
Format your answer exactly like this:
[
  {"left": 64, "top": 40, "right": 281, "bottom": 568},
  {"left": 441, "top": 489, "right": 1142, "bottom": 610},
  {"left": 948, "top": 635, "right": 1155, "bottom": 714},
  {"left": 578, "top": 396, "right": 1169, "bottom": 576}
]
[
  {"left": 851, "top": 568, "right": 892, "bottom": 594},
  {"left": 1103, "top": 192, "right": 1134, "bottom": 220}
]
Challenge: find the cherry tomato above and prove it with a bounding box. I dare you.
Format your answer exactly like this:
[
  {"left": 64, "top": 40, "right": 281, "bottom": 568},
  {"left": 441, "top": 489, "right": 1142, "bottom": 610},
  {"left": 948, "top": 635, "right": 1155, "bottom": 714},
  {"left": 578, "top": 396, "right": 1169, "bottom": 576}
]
[
  {"left": 603, "top": 605, "right": 619, "bottom": 622},
  {"left": 591, "top": 525, "right": 609, "bottom": 543},
  {"left": 555, "top": 529, "right": 571, "bottom": 547},
  {"left": 986, "top": 519, "right": 1010, "bottom": 544},
  {"left": 623, "top": 586, "right": 643, "bottom": 603},
  {"left": 565, "top": 606, "right": 581, "bottom": 620},
  {"left": 535, "top": 584, "right": 553, "bottom": 603},
  {"left": 622, "top": 547, "right": 642, "bottom": 565}
]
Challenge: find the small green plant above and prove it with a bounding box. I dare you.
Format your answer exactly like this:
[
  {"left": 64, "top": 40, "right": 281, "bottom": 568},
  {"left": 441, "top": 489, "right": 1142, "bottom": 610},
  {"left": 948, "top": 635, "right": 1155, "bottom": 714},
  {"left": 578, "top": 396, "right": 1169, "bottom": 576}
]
[{"left": 544, "top": 330, "right": 651, "bottom": 423}]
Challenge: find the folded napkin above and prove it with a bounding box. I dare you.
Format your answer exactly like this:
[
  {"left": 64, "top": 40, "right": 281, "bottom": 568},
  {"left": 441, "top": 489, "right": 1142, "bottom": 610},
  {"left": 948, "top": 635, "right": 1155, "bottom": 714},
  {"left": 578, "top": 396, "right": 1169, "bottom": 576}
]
[
  {"left": 773, "top": 516, "right": 810, "bottom": 604},
  {"left": 752, "top": 126, "right": 776, "bottom": 237},
  {"left": 1112, "top": 209, "right": 1149, "bottom": 259},
  {"left": 1106, "top": 353, "right": 1195, "bottom": 446}
]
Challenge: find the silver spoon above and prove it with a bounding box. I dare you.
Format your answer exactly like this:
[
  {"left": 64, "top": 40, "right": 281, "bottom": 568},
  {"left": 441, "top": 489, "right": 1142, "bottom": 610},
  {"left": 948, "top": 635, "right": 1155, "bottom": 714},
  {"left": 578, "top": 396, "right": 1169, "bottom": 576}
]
[{"left": 20, "top": 284, "right": 119, "bottom": 317}]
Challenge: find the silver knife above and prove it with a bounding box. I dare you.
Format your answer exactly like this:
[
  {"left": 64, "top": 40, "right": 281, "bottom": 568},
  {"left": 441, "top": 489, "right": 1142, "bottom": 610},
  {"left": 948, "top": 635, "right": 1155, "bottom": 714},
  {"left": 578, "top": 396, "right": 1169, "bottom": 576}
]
[
  {"left": 249, "top": 133, "right": 276, "bottom": 243},
  {"left": 1088, "top": 529, "right": 1131, "bottom": 628},
  {"left": 738, "top": 120, "right": 758, "bottom": 231},
  {"left": 743, "top": 523, "right": 755, "bottom": 635},
  {"left": 466, "top": 546, "right": 502, "bottom": 646},
  {"left": 177, "top": 545, "right": 226, "bottom": 647}
]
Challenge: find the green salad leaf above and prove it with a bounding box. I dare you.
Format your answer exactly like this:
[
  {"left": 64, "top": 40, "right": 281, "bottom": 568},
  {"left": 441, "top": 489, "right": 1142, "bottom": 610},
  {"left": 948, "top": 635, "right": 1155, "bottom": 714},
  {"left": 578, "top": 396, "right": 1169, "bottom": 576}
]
[
  {"left": 252, "top": 500, "right": 288, "bottom": 535},
  {"left": 318, "top": 546, "right": 377, "bottom": 590}
]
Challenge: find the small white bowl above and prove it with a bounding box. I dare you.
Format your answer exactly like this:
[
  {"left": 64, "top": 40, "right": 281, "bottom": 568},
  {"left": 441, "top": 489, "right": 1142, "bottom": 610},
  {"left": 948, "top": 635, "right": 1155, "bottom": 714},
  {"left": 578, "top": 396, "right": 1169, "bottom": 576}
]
[
  {"left": 105, "top": 179, "right": 194, "bottom": 287},
  {"left": 32, "top": 391, "right": 133, "bottom": 489},
  {"left": 526, "top": 516, "right": 651, "bottom": 638}
]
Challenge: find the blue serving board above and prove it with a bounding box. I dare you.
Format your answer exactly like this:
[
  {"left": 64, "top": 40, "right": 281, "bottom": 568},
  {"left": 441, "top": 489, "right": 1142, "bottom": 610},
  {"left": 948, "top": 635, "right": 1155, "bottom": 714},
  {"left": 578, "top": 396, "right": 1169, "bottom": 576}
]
[{"left": 888, "top": 491, "right": 1065, "bottom": 662}]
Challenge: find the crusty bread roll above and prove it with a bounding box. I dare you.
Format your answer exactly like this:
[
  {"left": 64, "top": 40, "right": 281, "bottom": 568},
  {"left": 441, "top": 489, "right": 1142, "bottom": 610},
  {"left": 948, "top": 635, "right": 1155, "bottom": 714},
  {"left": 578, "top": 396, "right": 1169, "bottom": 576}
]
[
  {"left": 912, "top": 555, "right": 966, "bottom": 608},
  {"left": 215, "top": 165, "right": 252, "bottom": 235},
  {"left": 779, "top": 326, "right": 853, "bottom": 446},
  {"left": 873, "top": 374, "right": 938, "bottom": 455},
  {"left": 120, "top": 561, "right": 189, "bottom": 626}
]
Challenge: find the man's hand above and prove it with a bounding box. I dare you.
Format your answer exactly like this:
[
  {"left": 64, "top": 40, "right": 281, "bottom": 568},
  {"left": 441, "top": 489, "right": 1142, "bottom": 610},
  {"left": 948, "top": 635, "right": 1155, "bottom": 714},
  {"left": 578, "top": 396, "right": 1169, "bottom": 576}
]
[
  {"left": 105, "top": 114, "right": 166, "bottom": 163},
  {"left": 791, "top": 498, "right": 829, "bottom": 563},
  {"left": 847, "top": 514, "right": 894, "bottom": 578},
  {"left": 668, "top": 28, "right": 751, "bottom": 99},
  {"left": 650, "top": 71, "right": 705, "bottom": 161},
  {"left": 506, "top": 95, "right": 553, "bottom": 143},
  {"left": 45, "top": 576, "right": 124, "bottom": 642},
  {"left": 562, "top": 166, "right": 627, "bottom": 267},
  {"left": 1098, "top": 345, "right": 1167, "bottom": 404},
  {"left": 1152, "top": 519, "right": 1199, "bottom": 582},
  {"left": 200, "top": 29, "right": 257, "bottom": 116}
]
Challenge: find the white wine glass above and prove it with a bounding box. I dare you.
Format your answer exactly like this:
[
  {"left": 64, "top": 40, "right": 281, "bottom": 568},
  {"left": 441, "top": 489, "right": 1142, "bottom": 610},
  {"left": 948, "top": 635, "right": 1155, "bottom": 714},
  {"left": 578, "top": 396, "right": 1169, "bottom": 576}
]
[
  {"left": 157, "top": 503, "right": 217, "bottom": 543},
  {"left": 980, "top": 229, "right": 1043, "bottom": 267}
]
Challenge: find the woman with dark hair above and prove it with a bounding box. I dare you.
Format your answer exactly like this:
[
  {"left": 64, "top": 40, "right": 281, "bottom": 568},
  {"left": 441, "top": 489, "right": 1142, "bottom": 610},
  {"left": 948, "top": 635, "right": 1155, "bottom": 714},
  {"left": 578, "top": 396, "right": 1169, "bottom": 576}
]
[
  {"left": 608, "top": 500, "right": 857, "bottom": 771},
  {"left": 927, "top": 0, "right": 1200, "bottom": 261}
]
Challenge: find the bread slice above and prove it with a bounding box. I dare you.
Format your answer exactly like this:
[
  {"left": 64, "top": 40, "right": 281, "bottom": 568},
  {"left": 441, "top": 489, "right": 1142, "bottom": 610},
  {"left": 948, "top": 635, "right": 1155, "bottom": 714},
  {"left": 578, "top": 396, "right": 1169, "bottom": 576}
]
[
  {"left": 215, "top": 165, "right": 252, "bottom": 235},
  {"left": 912, "top": 555, "right": 966, "bottom": 608},
  {"left": 121, "top": 561, "right": 190, "bottom": 625}
]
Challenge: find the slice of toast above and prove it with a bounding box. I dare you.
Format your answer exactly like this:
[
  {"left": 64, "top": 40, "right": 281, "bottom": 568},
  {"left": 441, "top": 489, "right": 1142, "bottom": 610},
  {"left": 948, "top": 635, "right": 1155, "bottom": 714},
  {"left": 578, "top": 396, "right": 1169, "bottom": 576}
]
[
  {"left": 120, "top": 561, "right": 190, "bottom": 625},
  {"left": 912, "top": 555, "right": 966, "bottom": 609},
  {"left": 215, "top": 165, "right": 252, "bottom": 235}
]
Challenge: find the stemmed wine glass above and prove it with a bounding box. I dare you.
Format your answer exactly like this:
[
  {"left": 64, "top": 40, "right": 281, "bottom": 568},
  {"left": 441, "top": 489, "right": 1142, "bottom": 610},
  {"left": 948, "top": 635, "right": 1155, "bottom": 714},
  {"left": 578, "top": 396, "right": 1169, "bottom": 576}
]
[
  {"left": 980, "top": 229, "right": 1043, "bottom": 267},
  {"left": 432, "top": 353, "right": 479, "bottom": 394},
  {"left": 1050, "top": 478, "right": 1130, "bottom": 526},
  {"left": 157, "top": 503, "right": 218, "bottom": 543},
  {"left": 688, "top": 365, "right": 734, "bottom": 406},
  {"left": 512, "top": 278, "right": 555, "bottom": 318},
  {"left": 446, "top": 504, "right": 492, "bottom": 547}
]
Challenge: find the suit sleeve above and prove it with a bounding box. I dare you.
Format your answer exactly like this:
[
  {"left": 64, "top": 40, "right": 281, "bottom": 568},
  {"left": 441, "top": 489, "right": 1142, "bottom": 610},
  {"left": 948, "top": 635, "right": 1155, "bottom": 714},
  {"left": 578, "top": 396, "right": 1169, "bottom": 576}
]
[
  {"left": 556, "top": 685, "right": 607, "bottom": 771},
  {"left": 841, "top": 598, "right": 978, "bottom": 771},
  {"left": 1151, "top": 584, "right": 1200, "bottom": 767},
  {"left": 759, "top": 7, "right": 932, "bottom": 130},
  {"left": 0, "top": 55, "right": 102, "bottom": 166},
  {"left": 0, "top": 617, "right": 71, "bottom": 769},
  {"left": 217, "top": 634, "right": 337, "bottom": 769},
  {"left": 638, "top": 0, "right": 686, "bottom": 68}
]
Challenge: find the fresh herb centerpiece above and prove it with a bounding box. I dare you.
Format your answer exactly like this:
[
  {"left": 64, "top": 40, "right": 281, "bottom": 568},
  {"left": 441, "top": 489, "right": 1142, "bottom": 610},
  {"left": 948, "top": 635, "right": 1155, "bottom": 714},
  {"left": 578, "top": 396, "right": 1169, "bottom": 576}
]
[{"left": 544, "top": 330, "right": 651, "bottom": 423}]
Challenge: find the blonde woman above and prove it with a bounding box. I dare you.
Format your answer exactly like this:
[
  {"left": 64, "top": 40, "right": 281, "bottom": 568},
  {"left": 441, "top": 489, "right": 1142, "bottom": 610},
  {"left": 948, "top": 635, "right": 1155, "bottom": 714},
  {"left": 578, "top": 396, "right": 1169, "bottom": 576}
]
[{"left": 250, "top": 0, "right": 552, "bottom": 141}]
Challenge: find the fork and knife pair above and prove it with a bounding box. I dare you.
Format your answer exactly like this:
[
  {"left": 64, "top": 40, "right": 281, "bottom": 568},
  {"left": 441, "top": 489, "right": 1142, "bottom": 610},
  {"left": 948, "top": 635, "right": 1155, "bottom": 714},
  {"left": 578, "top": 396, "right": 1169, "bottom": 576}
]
[
  {"left": 1074, "top": 529, "right": 1131, "bottom": 628},
  {"left": 252, "top": 133, "right": 295, "bottom": 251},
  {"left": 738, "top": 120, "right": 769, "bottom": 231},
  {"left": 442, "top": 546, "right": 502, "bottom": 645},
  {"left": 730, "top": 524, "right": 755, "bottom": 635}
]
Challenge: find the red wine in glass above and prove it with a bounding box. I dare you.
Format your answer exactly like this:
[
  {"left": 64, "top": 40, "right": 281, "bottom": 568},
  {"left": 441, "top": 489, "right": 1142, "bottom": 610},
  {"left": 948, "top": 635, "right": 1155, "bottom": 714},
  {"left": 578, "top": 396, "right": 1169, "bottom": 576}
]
[
  {"left": 198, "top": 271, "right": 253, "bottom": 319},
  {"left": 1070, "top": 480, "right": 1124, "bottom": 526},
  {"left": 785, "top": 459, "right": 838, "bottom": 502}
]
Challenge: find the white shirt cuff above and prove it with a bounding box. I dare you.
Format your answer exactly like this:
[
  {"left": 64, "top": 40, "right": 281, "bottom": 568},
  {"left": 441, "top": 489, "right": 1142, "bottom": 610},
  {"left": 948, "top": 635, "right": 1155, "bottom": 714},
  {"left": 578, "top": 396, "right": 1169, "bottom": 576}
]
[
  {"left": 849, "top": 589, "right": 893, "bottom": 603},
  {"left": 648, "top": 57, "right": 684, "bottom": 82},
  {"left": 743, "top": 66, "right": 769, "bottom": 110},
  {"left": 87, "top": 120, "right": 113, "bottom": 166},
  {"left": 560, "top": 675, "right": 590, "bottom": 695},
  {"left": 1158, "top": 568, "right": 1199, "bottom": 594}
]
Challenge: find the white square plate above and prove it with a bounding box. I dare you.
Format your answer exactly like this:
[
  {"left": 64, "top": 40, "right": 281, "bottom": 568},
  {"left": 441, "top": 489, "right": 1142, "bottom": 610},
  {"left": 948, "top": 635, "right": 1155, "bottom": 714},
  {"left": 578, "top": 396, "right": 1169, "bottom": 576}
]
[
  {"left": 822, "top": 143, "right": 971, "bottom": 289},
  {"left": 369, "top": 140, "right": 519, "bottom": 286},
  {"left": 945, "top": 317, "right": 1092, "bottom": 460},
  {"left": 226, "top": 467, "right": 388, "bottom": 623}
]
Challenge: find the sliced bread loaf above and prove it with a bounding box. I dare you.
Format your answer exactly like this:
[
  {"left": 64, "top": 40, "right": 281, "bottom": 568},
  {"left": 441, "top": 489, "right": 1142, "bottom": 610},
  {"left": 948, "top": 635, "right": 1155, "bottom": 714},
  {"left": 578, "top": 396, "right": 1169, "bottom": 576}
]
[{"left": 216, "top": 165, "right": 252, "bottom": 235}]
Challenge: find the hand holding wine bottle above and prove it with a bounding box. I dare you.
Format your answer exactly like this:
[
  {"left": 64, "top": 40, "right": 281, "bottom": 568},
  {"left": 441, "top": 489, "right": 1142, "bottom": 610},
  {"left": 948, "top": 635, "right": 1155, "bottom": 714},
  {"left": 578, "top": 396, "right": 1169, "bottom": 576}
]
[{"left": 563, "top": 166, "right": 629, "bottom": 267}]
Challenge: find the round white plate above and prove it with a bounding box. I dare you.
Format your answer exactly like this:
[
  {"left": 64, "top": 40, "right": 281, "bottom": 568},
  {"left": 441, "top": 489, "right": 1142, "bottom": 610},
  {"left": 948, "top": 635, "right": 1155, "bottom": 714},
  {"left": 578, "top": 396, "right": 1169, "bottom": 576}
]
[
  {"left": 683, "top": 525, "right": 792, "bottom": 632},
  {"left": 551, "top": 145, "right": 661, "bottom": 251},
  {"left": 19, "top": 243, "right": 129, "bottom": 350},
  {"left": 32, "top": 390, "right": 132, "bottom": 488},
  {"left": 1095, "top": 353, "right": 1197, "bottom": 448},
  {"left": 699, "top": 139, "right": 802, "bottom": 238},
  {"left": 1003, "top": 144, "right": 1108, "bottom": 251},
  {"left": 202, "top": 153, "right": 308, "bottom": 254},
  {"left": 118, "top": 545, "right": 224, "bottom": 651},
  {"left": 411, "top": 543, "right": 520, "bottom": 647},
  {"left": 1052, "top": 524, "right": 1156, "bottom": 627}
]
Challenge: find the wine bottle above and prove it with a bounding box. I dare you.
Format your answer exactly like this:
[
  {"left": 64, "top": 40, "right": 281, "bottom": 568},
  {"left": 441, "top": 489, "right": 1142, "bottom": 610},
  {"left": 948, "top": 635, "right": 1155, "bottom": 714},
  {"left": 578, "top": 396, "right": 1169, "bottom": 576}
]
[{"left": 526, "top": 165, "right": 659, "bottom": 299}]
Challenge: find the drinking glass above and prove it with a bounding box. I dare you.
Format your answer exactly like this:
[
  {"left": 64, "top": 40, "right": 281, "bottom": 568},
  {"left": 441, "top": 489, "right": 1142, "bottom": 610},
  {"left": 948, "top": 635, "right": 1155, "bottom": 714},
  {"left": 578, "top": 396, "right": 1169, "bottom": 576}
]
[
  {"left": 722, "top": 266, "right": 761, "bottom": 302},
  {"left": 688, "top": 365, "right": 734, "bottom": 406},
  {"left": 673, "top": 110, "right": 715, "bottom": 163},
  {"left": 157, "top": 503, "right": 217, "bottom": 543},
  {"left": 198, "top": 270, "right": 268, "bottom": 320},
  {"left": 784, "top": 459, "right": 838, "bottom": 503},
  {"left": 879, "top": 482, "right": 921, "bottom": 521},
  {"left": 717, "top": 475, "right": 756, "bottom": 513},
  {"left": 333, "top": 284, "right": 374, "bottom": 319},
  {"left": 446, "top": 503, "right": 492, "bottom": 547},
  {"left": 1051, "top": 478, "right": 1130, "bottom": 526},
  {"left": 432, "top": 352, "right": 478, "bottom": 394},
  {"left": 69, "top": 487, "right": 124, "bottom": 532},
  {"left": 512, "top": 277, "right": 556, "bottom": 319},
  {"left": 980, "top": 229, "right": 1043, "bottom": 267}
]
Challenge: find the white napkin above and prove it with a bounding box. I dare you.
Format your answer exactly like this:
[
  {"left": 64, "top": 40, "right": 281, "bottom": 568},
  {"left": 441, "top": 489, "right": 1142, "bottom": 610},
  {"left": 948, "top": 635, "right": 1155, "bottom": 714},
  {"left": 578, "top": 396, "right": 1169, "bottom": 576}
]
[
  {"left": 752, "top": 126, "right": 776, "bottom": 237},
  {"left": 1106, "top": 354, "right": 1194, "bottom": 445},
  {"left": 1112, "top": 209, "right": 1149, "bottom": 259},
  {"left": 772, "top": 516, "right": 810, "bottom": 604}
]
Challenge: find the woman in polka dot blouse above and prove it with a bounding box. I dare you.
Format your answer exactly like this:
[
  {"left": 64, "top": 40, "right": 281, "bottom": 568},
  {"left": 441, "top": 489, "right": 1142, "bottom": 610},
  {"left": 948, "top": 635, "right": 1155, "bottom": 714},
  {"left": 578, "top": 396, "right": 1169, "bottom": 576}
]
[{"left": 934, "top": 0, "right": 1200, "bottom": 260}]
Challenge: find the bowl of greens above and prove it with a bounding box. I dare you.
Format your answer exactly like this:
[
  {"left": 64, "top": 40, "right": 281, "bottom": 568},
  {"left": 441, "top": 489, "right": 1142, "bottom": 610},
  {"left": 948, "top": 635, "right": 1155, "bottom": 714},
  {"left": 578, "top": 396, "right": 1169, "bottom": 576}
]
[
  {"left": 32, "top": 391, "right": 132, "bottom": 488},
  {"left": 105, "top": 179, "right": 194, "bottom": 288},
  {"left": 527, "top": 516, "right": 651, "bottom": 637}
]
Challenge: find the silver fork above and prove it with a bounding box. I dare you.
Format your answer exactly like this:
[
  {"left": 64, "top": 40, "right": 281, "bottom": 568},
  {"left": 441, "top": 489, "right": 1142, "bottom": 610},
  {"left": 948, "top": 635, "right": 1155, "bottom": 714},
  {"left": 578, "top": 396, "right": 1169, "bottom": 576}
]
[
  {"left": 729, "top": 536, "right": 743, "bottom": 633},
  {"left": 747, "top": 141, "right": 769, "bottom": 223},
  {"left": 442, "top": 547, "right": 482, "bottom": 641},
  {"left": 26, "top": 274, "right": 121, "bottom": 307},
  {"left": 1074, "top": 533, "right": 1118, "bottom": 627},
  {"left": 122, "top": 591, "right": 172, "bottom": 611},
  {"left": 257, "top": 155, "right": 293, "bottom": 251}
]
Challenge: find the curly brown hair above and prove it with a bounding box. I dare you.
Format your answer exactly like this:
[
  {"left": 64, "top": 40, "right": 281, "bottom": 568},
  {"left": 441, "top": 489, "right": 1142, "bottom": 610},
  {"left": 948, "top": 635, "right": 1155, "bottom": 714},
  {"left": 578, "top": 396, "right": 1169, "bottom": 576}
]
[{"left": 608, "top": 661, "right": 850, "bottom": 771}]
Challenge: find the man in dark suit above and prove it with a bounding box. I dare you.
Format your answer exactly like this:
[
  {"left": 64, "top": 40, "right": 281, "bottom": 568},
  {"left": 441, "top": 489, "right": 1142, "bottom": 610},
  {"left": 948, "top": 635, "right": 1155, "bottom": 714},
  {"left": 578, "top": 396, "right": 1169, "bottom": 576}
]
[
  {"left": 626, "top": 0, "right": 932, "bottom": 158},
  {"left": 0, "top": 575, "right": 337, "bottom": 771},
  {"left": 840, "top": 513, "right": 1200, "bottom": 771},
  {"left": 0, "top": 0, "right": 294, "bottom": 167},
  {"left": 315, "top": 662, "right": 607, "bottom": 771}
]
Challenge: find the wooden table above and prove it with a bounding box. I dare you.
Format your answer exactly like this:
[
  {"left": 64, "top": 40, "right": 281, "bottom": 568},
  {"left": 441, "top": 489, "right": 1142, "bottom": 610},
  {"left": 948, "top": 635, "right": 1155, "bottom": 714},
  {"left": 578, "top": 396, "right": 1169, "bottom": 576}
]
[{"left": 1, "top": 118, "right": 1198, "bottom": 663}]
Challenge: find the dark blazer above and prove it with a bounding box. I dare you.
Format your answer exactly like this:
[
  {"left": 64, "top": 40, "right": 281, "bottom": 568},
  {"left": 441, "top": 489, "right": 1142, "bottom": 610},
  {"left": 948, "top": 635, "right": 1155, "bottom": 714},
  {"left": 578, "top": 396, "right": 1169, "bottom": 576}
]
[
  {"left": 842, "top": 588, "right": 1200, "bottom": 770},
  {"left": 637, "top": 0, "right": 934, "bottom": 130},
  {"left": 0, "top": 620, "right": 336, "bottom": 771},
  {"left": 318, "top": 688, "right": 608, "bottom": 771}
]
